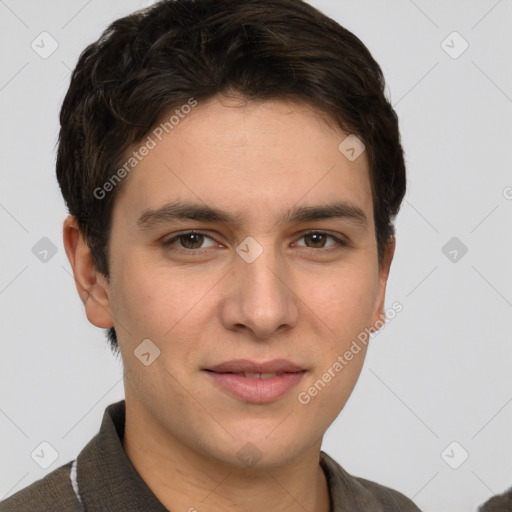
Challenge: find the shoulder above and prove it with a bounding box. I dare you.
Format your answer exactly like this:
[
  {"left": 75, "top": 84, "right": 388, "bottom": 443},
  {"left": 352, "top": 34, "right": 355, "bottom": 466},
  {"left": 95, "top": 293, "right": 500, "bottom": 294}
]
[
  {"left": 0, "top": 461, "right": 82, "bottom": 512},
  {"left": 352, "top": 475, "right": 422, "bottom": 511},
  {"left": 320, "top": 451, "right": 422, "bottom": 512},
  {"left": 479, "top": 487, "right": 512, "bottom": 512}
]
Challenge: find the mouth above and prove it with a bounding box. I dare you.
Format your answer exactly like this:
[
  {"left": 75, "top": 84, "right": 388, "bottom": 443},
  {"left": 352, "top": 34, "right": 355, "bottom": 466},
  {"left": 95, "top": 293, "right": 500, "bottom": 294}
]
[
  {"left": 205, "top": 371, "right": 292, "bottom": 379},
  {"left": 204, "top": 358, "right": 305, "bottom": 374},
  {"left": 203, "top": 359, "right": 307, "bottom": 403}
]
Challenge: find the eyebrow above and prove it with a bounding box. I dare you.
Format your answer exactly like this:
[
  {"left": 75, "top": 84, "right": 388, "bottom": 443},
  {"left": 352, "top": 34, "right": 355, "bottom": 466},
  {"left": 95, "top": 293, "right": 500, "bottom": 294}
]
[{"left": 136, "top": 201, "right": 367, "bottom": 230}]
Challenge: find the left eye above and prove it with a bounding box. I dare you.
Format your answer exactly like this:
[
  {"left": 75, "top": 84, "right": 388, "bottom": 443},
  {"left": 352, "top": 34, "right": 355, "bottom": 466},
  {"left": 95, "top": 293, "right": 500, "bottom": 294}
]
[{"left": 295, "top": 232, "right": 342, "bottom": 249}]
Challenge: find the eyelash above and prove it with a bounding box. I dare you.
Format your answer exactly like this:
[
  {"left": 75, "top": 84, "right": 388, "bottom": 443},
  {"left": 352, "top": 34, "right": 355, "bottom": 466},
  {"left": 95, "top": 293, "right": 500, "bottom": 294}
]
[{"left": 160, "top": 230, "right": 348, "bottom": 255}]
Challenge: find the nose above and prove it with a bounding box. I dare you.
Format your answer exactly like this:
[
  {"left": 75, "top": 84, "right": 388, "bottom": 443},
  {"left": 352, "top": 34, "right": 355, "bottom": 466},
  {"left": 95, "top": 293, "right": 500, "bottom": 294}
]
[{"left": 219, "top": 243, "right": 299, "bottom": 339}]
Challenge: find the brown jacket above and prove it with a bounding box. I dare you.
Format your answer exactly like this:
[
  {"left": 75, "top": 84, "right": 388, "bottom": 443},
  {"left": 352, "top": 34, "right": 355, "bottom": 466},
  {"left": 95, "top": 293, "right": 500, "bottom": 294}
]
[
  {"left": 479, "top": 488, "right": 512, "bottom": 512},
  {"left": 0, "top": 401, "right": 421, "bottom": 512}
]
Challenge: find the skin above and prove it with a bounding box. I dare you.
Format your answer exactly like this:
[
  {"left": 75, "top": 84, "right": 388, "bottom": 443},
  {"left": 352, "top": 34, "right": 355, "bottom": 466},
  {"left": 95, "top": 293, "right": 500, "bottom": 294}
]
[{"left": 64, "top": 95, "right": 395, "bottom": 512}]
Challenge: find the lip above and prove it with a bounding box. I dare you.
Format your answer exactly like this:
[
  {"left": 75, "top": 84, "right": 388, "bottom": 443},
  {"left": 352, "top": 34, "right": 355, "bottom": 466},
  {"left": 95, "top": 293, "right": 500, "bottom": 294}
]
[
  {"left": 203, "top": 359, "right": 306, "bottom": 404},
  {"left": 206, "top": 358, "right": 304, "bottom": 374}
]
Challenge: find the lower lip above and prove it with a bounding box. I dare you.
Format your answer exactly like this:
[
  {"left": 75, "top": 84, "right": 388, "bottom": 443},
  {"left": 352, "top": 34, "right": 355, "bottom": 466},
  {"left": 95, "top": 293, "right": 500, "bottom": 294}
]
[{"left": 204, "top": 371, "right": 306, "bottom": 404}]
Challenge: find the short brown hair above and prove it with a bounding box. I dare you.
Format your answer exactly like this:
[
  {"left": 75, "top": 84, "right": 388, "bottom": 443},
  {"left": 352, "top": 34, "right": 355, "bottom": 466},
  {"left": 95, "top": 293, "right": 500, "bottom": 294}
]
[{"left": 56, "top": 0, "right": 406, "bottom": 351}]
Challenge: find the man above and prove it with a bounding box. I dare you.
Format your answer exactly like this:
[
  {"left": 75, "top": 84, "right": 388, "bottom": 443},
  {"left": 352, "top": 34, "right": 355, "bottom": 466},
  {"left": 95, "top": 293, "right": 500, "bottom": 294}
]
[{"left": 0, "top": 0, "right": 420, "bottom": 510}]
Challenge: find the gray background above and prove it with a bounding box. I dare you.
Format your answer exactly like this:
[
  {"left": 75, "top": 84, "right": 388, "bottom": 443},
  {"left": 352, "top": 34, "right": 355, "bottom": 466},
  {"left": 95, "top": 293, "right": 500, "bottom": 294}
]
[{"left": 1, "top": 1, "right": 511, "bottom": 510}]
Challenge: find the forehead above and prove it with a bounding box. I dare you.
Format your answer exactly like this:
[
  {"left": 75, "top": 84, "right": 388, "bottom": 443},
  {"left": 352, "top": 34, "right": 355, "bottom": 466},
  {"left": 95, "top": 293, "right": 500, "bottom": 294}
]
[{"left": 114, "top": 96, "right": 373, "bottom": 225}]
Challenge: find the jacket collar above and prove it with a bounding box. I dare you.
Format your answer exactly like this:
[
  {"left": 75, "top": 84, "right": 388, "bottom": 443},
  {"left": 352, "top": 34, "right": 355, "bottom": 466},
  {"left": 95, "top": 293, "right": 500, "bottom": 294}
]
[
  {"left": 76, "top": 400, "right": 357, "bottom": 512},
  {"left": 76, "top": 400, "right": 168, "bottom": 511}
]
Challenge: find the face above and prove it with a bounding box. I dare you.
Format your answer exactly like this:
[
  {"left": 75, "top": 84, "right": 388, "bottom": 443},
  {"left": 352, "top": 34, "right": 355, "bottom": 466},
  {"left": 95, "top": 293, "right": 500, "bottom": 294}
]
[{"left": 81, "top": 96, "right": 393, "bottom": 469}]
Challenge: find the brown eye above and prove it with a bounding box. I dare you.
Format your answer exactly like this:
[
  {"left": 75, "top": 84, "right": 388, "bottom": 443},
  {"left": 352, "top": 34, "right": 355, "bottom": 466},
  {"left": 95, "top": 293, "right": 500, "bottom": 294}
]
[
  {"left": 295, "top": 232, "right": 346, "bottom": 250},
  {"left": 178, "top": 233, "right": 205, "bottom": 249},
  {"left": 303, "top": 233, "right": 328, "bottom": 248},
  {"left": 161, "top": 231, "right": 218, "bottom": 252}
]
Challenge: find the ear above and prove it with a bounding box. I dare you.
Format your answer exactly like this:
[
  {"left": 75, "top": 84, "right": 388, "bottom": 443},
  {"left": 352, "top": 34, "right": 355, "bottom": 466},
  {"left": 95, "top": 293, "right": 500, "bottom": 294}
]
[
  {"left": 370, "top": 236, "right": 396, "bottom": 331},
  {"left": 62, "top": 215, "right": 114, "bottom": 329}
]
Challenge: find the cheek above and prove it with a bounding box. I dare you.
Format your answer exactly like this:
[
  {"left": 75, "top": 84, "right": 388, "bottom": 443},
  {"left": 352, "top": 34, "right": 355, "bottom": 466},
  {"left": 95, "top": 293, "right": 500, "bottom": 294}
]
[
  {"left": 111, "top": 261, "right": 210, "bottom": 396},
  {"left": 306, "top": 266, "right": 379, "bottom": 340},
  {"left": 108, "top": 255, "right": 173, "bottom": 341},
  {"left": 308, "top": 266, "right": 378, "bottom": 412},
  {"left": 302, "top": 276, "right": 375, "bottom": 421},
  {"left": 110, "top": 255, "right": 217, "bottom": 347}
]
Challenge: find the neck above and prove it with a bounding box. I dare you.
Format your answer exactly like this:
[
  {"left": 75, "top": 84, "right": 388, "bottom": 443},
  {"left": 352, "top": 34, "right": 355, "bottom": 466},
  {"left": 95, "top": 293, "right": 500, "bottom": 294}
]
[{"left": 122, "top": 398, "right": 331, "bottom": 512}]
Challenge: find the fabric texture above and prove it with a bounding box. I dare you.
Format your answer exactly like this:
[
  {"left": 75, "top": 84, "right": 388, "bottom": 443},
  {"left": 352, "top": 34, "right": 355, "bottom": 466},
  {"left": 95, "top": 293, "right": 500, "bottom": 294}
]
[{"left": 0, "top": 400, "right": 421, "bottom": 511}]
